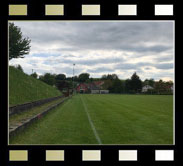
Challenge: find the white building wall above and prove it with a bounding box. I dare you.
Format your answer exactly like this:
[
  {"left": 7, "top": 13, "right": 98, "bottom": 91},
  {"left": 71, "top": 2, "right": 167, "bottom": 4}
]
[
  {"left": 100, "top": 90, "right": 109, "bottom": 94},
  {"left": 91, "top": 90, "right": 100, "bottom": 94}
]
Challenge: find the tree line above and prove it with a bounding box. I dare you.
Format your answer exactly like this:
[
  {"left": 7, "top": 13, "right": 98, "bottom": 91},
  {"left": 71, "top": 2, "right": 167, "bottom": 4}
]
[{"left": 29, "top": 70, "right": 173, "bottom": 94}]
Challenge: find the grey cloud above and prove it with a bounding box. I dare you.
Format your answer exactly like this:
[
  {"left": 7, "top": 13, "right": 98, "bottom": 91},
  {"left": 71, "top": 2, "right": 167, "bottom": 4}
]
[
  {"left": 54, "top": 66, "right": 83, "bottom": 75},
  {"left": 10, "top": 21, "right": 174, "bottom": 80},
  {"left": 154, "top": 63, "right": 173, "bottom": 69},
  {"left": 154, "top": 55, "right": 173, "bottom": 62},
  {"left": 128, "top": 45, "right": 171, "bottom": 53},
  {"left": 14, "top": 21, "right": 173, "bottom": 54},
  {"left": 62, "top": 54, "right": 77, "bottom": 58},
  {"left": 144, "top": 67, "right": 152, "bottom": 70},
  {"left": 44, "top": 56, "right": 124, "bottom": 66},
  {"left": 115, "top": 62, "right": 151, "bottom": 70},
  {"left": 115, "top": 62, "right": 173, "bottom": 70},
  {"left": 88, "top": 67, "right": 113, "bottom": 73},
  {"left": 145, "top": 72, "right": 173, "bottom": 81}
]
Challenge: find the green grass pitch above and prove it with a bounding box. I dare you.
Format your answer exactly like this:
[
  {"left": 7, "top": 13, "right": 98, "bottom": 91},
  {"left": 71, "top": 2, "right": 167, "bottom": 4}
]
[{"left": 9, "top": 94, "right": 173, "bottom": 145}]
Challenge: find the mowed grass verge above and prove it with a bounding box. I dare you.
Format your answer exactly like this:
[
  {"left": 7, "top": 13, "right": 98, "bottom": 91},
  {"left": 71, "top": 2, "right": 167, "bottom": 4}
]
[
  {"left": 9, "top": 94, "right": 173, "bottom": 145},
  {"left": 9, "top": 95, "right": 98, "bottom": 144}
]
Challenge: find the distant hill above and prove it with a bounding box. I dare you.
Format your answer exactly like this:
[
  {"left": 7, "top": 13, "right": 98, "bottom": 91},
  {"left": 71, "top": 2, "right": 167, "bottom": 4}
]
[{"left": 9, "top": 66, "right": 62, "bottom": 106}]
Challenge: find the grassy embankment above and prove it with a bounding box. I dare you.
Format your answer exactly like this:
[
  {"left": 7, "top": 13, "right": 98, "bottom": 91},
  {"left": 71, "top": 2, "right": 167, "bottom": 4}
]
[{"left": 9, "top": 66, "right": 61, "bottom": 106}]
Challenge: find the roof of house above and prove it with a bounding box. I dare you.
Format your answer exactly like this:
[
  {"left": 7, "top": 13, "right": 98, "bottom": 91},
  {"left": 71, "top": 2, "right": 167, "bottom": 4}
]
[
  {"left": 93, "top": 81, "right": 104, "bottom": 86},
  {"left": 77, "top": 81, "right": 104, "bottom": 91},
  {"left": 87, "top": 83, "right": 99, "bottom": 90},
  {"left": 77, "top": 83, "right": 88, "bottom": 89}
]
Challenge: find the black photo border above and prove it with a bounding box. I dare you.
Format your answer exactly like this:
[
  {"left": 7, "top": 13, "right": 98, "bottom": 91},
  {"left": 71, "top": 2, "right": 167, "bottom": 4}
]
[{"left": 0, "top": 0, "right": 181, "bottom": 166}]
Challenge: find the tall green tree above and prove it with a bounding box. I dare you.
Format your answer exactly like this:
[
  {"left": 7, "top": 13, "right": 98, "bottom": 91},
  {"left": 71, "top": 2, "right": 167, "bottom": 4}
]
[
  {"left": 9, "top": 22, "right": 31, "bottom": 60},
  {"left": 143, "top": 78, "right": 155, "bottom": 87},
  {"left": 101, "top": 74, "right": 107, "bottom": 80},
  {"left": 56, "top": 80, "right": 71, "bottom": 91},
  {"left": 124, "top": 79, "right": 131, "bottom": 93},
  {"left": 130, "top": 72, "right": 142, "bottom": 93},
  {"left": 78, "top": 73, "right": 90, "bottom": 82},
  {"left": 154, "top": 80, "right": 166, "bottom": 93},
  {"left": 39, "top": 73, "right": 56, "bottom": 86},
  {"left": 109, "top": 79, "right": 123, "bottom": 93},
  {"left": 55, "top": 74, "right": 66, "bottom": 81},
  {"left": 30, "top": 72, "right": 38, "bottom": 79},
  {"left": 105, "top": 74, "right": 118, "bottom": 80}
]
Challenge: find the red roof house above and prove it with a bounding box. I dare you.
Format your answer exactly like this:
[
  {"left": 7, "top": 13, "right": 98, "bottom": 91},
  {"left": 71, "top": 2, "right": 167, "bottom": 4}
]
[
  {"left": 76, "top": 83, "right": 89, "bottom": 93},
  {"left": 76, "top": 81, "right": 105, "bottom": 93}
]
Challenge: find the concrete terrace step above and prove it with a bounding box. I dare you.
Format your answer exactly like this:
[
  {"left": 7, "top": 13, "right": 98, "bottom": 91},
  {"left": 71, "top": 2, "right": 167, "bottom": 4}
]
[
  {"left": 9, "top": 96, "right": 70, "bottom": 137},
  {"left": 9, "top": 95, "right": 64, "bottom": 116}
]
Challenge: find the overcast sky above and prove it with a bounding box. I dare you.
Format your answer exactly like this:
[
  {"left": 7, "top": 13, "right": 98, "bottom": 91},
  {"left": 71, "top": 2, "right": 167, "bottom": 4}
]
[{"left": 9, "top": 21, "right": 174, "bottom": 81}]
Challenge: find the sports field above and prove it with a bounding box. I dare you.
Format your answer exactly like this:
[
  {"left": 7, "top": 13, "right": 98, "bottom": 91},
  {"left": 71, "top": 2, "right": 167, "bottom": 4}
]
[{"left": 9, "top": 94, "right": 173, "bottom": 145}]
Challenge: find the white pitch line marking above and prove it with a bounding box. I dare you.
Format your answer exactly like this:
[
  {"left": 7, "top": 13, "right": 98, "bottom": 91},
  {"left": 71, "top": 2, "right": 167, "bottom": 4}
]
[{"left": 80, "top": 95, "right": 102, "bottom": 144}]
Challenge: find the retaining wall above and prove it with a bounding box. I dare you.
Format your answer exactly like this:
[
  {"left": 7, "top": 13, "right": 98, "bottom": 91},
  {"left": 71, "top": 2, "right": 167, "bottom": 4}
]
[
  {"left": 9, "top": 95, "right": 64, "bottom": 116},
  {"left": 9, "top": 96, "right": 70, "bottom": 138}
]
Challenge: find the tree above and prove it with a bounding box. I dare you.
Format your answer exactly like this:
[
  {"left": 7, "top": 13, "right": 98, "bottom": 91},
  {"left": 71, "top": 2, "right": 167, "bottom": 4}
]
[
  {"left": 111, "top": 74, "right": 118, "bottom": 80},
  {"left": 73, "top": 76, "right": 78, "bottom": 82},
  {"left": 102, "top": 80, "right": 113, "bottom": 90},
  {"left": 78, "top": 73, "right": 90, "bottom": 82},
  {"left": 154, "top": 80, "right": 173, "bottom": 94},
  {"left": 148, "top": 79, "right": 155, "bottom": 87},
  {"left": 143, "top": 78, "right": 155, "bottom": 87},
  {"left": 56, "top": 80, "right": 71, "bottom": 91},
  {"left": 39, "top": 73, "right": 56, "bottom": 86},
  {"left": 16, "top": 64, "right": 24, "bottom": 72},
  {"left": 130, "top": 72, "right": 142, "bottom": 93},
  {"left": 109, "top": 79, "right": 123, "bottom": 93},
  {"left": 101, "top": 74, "right": 107, "bottom": 80},
  {"left": 30, "top": 72, "right": 38, "bottom": 79},
  {"left": 124, "top": 79, "right": 131, "bottom": 93},
  {"left": 9, "top": 22, "right": 31, "bottom": 60},
  {"left": 105, "top": 74, "right": 118, "bottom": 80},
  {"left": 154, "top": 79, "right": 167, "bottom": 94},
  {"left": 66, "top": 77, "right": 72, "bottom": 81},
  {"left": 165, "top": 80, "right": 173, "bottom": 87},
  {"left": 55, "top": 74, "right": 66, "bottom": 81}
]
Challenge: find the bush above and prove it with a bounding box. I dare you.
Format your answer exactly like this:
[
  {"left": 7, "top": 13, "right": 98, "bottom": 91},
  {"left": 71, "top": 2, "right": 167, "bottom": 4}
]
[{"left": 15, "top": 64, "right": 24, "bottom": 72}]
